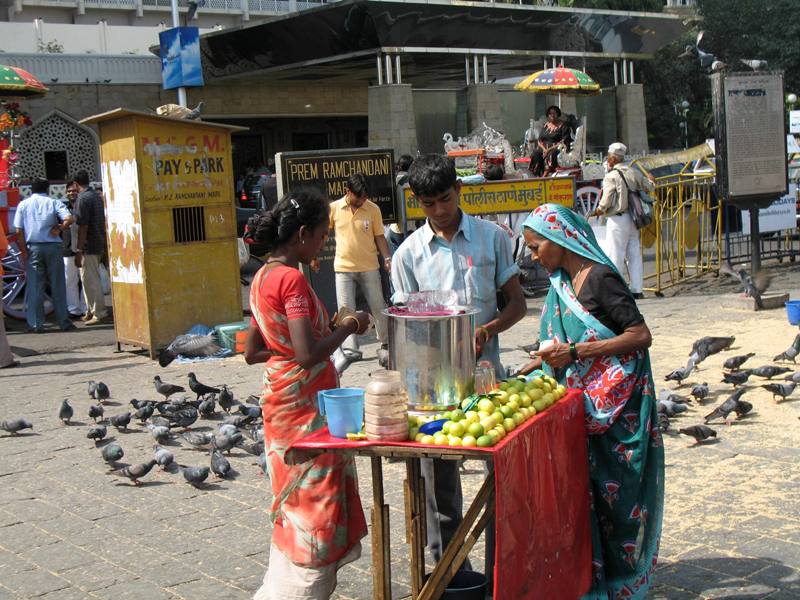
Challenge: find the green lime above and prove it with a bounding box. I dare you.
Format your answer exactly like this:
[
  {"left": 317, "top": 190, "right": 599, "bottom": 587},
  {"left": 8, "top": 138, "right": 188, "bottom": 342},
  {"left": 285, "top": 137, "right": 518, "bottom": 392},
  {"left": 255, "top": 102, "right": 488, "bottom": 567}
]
[{"left": 476, "top": 435, "right": 494, "bottom": 448}]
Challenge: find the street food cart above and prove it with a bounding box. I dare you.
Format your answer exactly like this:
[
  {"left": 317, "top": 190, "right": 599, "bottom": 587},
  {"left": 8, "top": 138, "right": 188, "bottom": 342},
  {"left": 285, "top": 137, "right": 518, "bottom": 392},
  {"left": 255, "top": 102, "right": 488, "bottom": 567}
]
[{"left": 287, "top": 389, "right": 592, "bottom": 599}]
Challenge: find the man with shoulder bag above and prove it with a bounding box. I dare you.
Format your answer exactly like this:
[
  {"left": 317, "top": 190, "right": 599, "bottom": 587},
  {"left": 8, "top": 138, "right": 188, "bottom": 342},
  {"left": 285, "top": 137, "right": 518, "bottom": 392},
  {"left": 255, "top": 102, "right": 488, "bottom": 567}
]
[{"left": 588, "top": 142, "right": 655, "bottom": 299}]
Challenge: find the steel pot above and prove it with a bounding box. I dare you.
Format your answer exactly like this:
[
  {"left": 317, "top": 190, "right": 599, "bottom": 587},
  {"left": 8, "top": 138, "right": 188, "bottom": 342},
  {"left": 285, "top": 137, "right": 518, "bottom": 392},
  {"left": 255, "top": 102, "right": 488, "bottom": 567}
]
[{"left": 385, "top": 306, "right": 479, "bottom": 415}]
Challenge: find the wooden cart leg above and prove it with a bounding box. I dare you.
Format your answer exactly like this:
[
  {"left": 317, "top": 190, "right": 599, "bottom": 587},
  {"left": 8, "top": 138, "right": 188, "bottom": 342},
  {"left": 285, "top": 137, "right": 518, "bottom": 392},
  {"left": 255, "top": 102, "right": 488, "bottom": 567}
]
[
  {"left": 404, "top": 458, "right": 426, "bottom": 598},
  {"left": 418, "top": 470, "right": 496, "bottom": 600},
  {"left": 371, "top": 456, "right": 392, "bottom": 600}
]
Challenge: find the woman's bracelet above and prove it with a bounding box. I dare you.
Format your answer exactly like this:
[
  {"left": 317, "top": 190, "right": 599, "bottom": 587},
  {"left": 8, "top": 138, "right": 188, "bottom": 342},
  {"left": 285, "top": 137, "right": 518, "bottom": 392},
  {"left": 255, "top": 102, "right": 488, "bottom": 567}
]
[
  {"left": 476, "top": 326, "right": 491, "bottom": 342},
  {"left": 341, "top": 316, "right": 360, "bottom": 332},
  {"left": 569, "top": 342, "right": 579, "bottom": 362}
]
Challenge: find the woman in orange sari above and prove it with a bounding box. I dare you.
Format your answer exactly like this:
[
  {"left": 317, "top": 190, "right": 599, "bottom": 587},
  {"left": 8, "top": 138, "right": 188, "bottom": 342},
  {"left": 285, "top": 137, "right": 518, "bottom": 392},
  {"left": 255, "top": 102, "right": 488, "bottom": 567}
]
[{"left": 244, "top": 188, "right": 370, "bottom": 599}]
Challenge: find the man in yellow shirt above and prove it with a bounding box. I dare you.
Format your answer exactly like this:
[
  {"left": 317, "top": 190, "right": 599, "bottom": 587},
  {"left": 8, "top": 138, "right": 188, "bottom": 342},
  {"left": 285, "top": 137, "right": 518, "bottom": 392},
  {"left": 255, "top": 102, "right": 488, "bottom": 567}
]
[{"left": 330, "top": 173, "right": 392, "bottom": 365}]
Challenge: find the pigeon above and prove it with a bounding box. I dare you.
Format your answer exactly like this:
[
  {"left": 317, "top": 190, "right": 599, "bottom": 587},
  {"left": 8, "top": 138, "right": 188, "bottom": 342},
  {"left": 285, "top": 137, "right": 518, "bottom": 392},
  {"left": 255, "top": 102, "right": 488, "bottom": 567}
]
[
  {"left": 657, "top": 413, "right": 670, "bottom": 432},
  {"left": 130, "top": 399, "right": 154, "bottom": 410},
  {"left": 218, "top": 385, "right": 236, "bottom": 413},
  {"left": 109, "top": 412, "right": 131, "bottom": 431},
  {"left": 722, "top": 370, "right": 752, "bottom": 387},
  {"left": 689, "top": 383, "right": 709, "bottom": 402},
  {"left": 761, "top": 382, "right": 796, "bottom": 402},
  {"left": 186, "top": 101, "right": 204, "bottom": 120},
  {"left": 58, "top": 399, "right": 74, "bottom": 425},
  {"left": 719, "top": 262, "right": 771, "bottom": 309},
  {"left": 658, "top": 389, "right": 689, "bottom": 404},
  {"left": 188, "top": 373, "right": 220, "bottom": 400},
  {"left": 784, "top": 372, "right": 800, "bottom": 384},
  {"left": 237, "top": 438, "right": 265, "bottom": 457},
  {"left": 135, "top": 404, "right": 155, "bottom": 423},
  {"left": 210, "top": 449, "right": 232, "bottom": 478},
  {"left": 150, "top": 415, "right": 172, "bottom": 429},
  {"left": 154, "top": 445, "right": 174, "bottom": 469},
  {"left": 87, "top": 425, "right": 107, "bottom": 441},
  {"left": 774, "top": 334, "right": 800, "bottom": 363},
  {"left": 245, "top": 426, "right": 264, "bottom": 442},
  {"left": 158, "top": 332, "right": 221, "bottom": 367},
  {"left": 749, "top": 365, "right": 792, "bottom": 380},
  {"left": 734, "top": 400, "right": 753, "bottom": 417},
  {"left": 724, "top": 353, "right": 755, "bottom": 372},
  {"left": 96, "top": 382, "right": 111, "bottom": 401},
  {"left": 198, "top": 396, "right": 216, "bottom": 417},
  {"left": 217, "top": 423, "right": 238, "bottom": 437},
  {"left": 101, "top": 443, "right": 124, "bottom": 464},
  {"left": 256, "top": 452, "right": 268, "bottom": 475},
  {"left": 88, "top": 404, "right": 105, "bottom": 422},
  {"left": 710, "top": 60, "right": 727, "bottom": 73},
  {"left": 705, "top": 388, "right": 748, "bottom": 424},
  {"left": 212, "top": 432, "right": 243, "bottom": 454},
  {"left": 222, "top": 414, "right": 254, "bottom": 428},
  {"left": 88, "top": 380, "right": 98, "bottom": 399},
  {"left": 679, "top": 425, "right": 718, "bottom": 443},
  {"left": 740, "top": 59, "right": 768, "bottom": 71},
  {"left": 657, "top": 398, "right": 688, "bottom": 417},
  {"left": 180, "top": 465, "right": 210, "bottom": 487},
  {"left": 0, "top": 418, "right": 33, "bottom": 435},
  {"left": 156, "top": 402, "right": 181, "bottom": 417},
  {"left": 237, "top": 403, "right": 261, "bottom": 420},
  {"left": 167, "top": 407, "right": 198, "bottom": 430},
  {"left": 678, "top": 32, "right": 718, "bottom": 70},
  {"left": 664, "top": 357, "right": 696, "bottom": 385},
  {"left": 147, "top": 423, "right": 171, "bottom": 443},
  {"left": 689, "top": 336, "right": 735, "bottom": 364},
  {"left": 153, "top": 375, "right": 185, "bottom": 400},
  {"left": 113, "top": 459, "right": 157, "bottom": 485},
  {"left": 181, "top": 431, "right": 212, "bottom": 449}
]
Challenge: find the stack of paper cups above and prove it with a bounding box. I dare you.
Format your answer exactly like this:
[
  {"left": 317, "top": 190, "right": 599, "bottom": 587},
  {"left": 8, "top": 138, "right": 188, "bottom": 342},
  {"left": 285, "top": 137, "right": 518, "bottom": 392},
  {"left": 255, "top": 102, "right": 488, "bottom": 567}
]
[{"left": 364, "top": 370, "right": 408, "bottom": 441}]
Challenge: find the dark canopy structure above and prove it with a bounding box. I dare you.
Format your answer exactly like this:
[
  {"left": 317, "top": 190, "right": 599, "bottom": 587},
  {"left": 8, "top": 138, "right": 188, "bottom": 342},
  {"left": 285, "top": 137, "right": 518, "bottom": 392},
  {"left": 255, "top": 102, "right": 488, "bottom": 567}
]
[{"left": 199, "top": 0, "right": 689, "bottom": 85}]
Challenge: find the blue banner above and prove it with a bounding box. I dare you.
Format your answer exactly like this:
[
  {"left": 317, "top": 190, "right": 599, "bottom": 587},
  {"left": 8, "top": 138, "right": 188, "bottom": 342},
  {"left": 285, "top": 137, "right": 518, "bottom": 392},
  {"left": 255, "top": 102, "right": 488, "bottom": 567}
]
[{"left": 159, "top": 27, "right": 204, "bottom": 90}]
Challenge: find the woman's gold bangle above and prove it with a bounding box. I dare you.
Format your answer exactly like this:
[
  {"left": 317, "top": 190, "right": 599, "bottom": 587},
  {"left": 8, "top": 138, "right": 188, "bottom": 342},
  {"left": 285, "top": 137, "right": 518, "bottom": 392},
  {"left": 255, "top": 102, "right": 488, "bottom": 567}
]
[
  {"left": 476, "top": 326, "right": 490, "bottom": 341},
  {"left": 341, "top": 316, "right": 360, "bottom": 332}
]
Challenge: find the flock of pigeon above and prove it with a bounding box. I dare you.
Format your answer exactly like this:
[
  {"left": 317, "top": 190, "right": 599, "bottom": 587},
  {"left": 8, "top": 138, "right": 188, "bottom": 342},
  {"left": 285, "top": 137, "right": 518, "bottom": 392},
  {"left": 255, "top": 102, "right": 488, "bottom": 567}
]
[
  {"left": 660, "top": 332, "right": 800, "bottom": 444},
  {"left": 0, "top": 373, "right": 267, "bottom": 487}
]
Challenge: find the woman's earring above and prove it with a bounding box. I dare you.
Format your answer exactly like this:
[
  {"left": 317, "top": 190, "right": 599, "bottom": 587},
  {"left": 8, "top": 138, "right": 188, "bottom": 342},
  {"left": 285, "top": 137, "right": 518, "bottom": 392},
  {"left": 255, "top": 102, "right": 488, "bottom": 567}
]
[{"left": 301, "top": 239, "right": 306, "bottom": 245}]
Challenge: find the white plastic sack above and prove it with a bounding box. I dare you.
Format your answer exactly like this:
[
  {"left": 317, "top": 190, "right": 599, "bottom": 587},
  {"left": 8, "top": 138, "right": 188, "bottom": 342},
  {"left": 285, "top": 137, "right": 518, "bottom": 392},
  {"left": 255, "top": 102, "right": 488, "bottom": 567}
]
[
  {"left": 237, "top": 238, "right": 250, "bottom": 268},
  {"left": 98, "top": 263, "right": 111, "bottom": 295}
]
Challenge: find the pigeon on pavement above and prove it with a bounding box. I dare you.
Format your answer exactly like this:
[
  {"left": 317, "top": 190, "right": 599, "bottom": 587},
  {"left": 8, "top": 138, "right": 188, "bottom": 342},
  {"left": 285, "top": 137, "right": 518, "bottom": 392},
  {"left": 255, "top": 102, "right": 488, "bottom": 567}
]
[
  {"left": 658, "top": 398, "right": 688, "bottom": 417},
  {"left": 679, "top": 425, "right": 718, "bottom": 443},
  {"left": 761, "top": 382, "right": 796, "bottom": 402},
  {"left": 749, "top": 365, "right": 792, "bottom": 379},
  {"left": 154, "top": 445, "right": 174, "bottom": 469},
  {"left": 180, "top": 465, "right": 210, "bottom": 487},
  {"left": 86, "top": 425, "right": 107, "bottom": 442},
  {"left": 722, "top": 370, "right": 752, "bottom": 387},
  {"left": 665, "top": 358, "right": 696, "bottom": 385},
  {"left": 723, "top": 353, "right": 755, "bottom": 372},
  {"left": 113, "top": 460, "right": 157, "bottom": 485},
  {"left": 690, "top": 383, "right": 709, "bottom": 402},
  {"left": 198, "top": 396, "right": 216, "bottom": 417},
  {"left": 689, "top": 336, "right": 735, "bottom": 364},
  {"left": 237, "top": 403, "right": 261, "bottom": 420},
  {"left": 773, "top": 334, "right": 800, "bottom": 363},
  {"left": 181, "top": 431, "right": 212, "bottom": 449},
  {"left": 212, "top": 431, "right": 243, "bottom": 454},
  {"left": 167, "top": 407, "right": 198, "bottom": 430},
  {"left": 218, "top": 385, "right": 236, "bottom": 413},
  {"left": 101, "top": 443, "right": 124, "bottom": 464},
  {"left": 135, "top": 404, "right": 155, "bottom": 423},
  {"left": 153, "top": 376, "right": 185, "bottom": 400},
  {"left": 88, "top": 404, "right": 104, "bottom": 423},
  {"left": 58, "top": 399, "right": 73, "bottom": 425},
  {"left": 784, "top": 372, "right": 800, "bottom": 384},
  {"left": 734, "top": 400, "right": 753, "bottom": 417},
  {"left": 158, "top": 332, "right": 221, "bottom": 367},
  {"left": 0, "top": 418, "right": 33, "bottom": 435},
  {"left": 237, "top": 438, "right": 265, "bottom": 457},
  {"left": 147, "top": 423, "right": 171, "bottom": 443},
  {"left": 257, "top": 452, "right": 268, "bottom": 476},
  {"left": 109, "top": 412, "right": 131, "bottom": 431},
  {"left": 88, "top": 381, "right": 111, "bottom": 403},
  {"left": 188, "top": 373, "right": 220, "bottom": 400},
  {"left": 705, "top": 388, "right": 748, "bottom": 424},
  {"left": 719, "top": 262, "right": 772, "bottom": 308},
  {"left": 210, "top": 449, "right": 232, "bottom": 478}
]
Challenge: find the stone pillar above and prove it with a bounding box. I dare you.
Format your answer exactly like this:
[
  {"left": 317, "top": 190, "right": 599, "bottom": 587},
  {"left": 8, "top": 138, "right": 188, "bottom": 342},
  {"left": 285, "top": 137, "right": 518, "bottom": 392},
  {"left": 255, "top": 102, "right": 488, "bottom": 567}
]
[
  {"left": 615, "top": 83, "right": 649, "bottom": 154},
  {"left": 465, "top": 84, "right": 502, "bottom": 132},
  {"left": 368, "top": 84, "right": 418, "bottom": 156}
]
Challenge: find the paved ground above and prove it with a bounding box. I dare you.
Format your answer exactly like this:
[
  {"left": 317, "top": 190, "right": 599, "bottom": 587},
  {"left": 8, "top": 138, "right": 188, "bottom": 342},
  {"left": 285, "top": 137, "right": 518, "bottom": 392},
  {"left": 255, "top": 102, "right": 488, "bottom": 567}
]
[{"left": 2, "top": 262, "right": 800, "bottom": 599}]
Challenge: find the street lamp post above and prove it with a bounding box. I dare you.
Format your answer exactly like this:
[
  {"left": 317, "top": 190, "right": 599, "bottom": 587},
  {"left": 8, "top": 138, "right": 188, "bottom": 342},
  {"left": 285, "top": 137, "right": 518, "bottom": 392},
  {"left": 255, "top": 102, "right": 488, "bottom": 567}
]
[{"left": 681, "top": 100, "right": 690, "bottom": 150}]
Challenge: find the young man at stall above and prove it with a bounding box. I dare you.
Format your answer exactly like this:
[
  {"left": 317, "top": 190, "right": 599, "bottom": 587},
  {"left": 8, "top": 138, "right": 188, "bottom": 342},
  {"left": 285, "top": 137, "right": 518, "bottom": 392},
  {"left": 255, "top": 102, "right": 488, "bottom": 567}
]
[{"left": 391, "top": 154, "right": 527, "bottom": 589}]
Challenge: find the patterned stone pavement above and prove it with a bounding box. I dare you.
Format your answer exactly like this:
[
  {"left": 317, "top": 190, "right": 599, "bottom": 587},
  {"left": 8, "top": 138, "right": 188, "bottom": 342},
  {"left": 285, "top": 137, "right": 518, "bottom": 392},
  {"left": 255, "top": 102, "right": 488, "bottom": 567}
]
[{"left": 1, "top": 269, "right": 800, "bottom": 599}]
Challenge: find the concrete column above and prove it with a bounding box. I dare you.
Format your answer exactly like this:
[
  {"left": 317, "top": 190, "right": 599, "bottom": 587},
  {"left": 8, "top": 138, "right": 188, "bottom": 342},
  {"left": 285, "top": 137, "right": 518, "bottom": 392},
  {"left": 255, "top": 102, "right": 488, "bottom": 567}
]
[
  {"left": 465, "top": 84, "right": 502, "bottom": 133},
  {"left": 615, "top": 83, "right": 648, "bottom": 154},
  {"left": 368, "top": 84, "right": 418, "bottom": 156}
]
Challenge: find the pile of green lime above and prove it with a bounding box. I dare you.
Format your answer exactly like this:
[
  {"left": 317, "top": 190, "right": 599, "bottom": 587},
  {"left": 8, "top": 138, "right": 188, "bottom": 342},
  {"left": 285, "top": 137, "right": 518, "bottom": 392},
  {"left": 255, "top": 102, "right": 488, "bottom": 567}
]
[{"left": 408, "top": 374, "right": 566, "bottom": 447}]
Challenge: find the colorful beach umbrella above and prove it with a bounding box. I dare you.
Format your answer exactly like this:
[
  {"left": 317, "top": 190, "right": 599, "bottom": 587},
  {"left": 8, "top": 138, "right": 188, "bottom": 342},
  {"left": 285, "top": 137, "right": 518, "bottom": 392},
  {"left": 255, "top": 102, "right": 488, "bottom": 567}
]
[
  {"left": 514, "top": 67, "right": 601, "bottom": 96},
  {"left": 0, "top": 65, "right": 48, "bottom": 98}
]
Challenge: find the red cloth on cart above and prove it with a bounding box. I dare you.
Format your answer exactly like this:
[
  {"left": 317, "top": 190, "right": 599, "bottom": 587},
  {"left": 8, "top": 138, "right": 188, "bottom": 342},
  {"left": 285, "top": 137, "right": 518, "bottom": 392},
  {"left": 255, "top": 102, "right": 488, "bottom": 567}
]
[{"left": 288, "top": 389, "right": 592, "bottom": 599}]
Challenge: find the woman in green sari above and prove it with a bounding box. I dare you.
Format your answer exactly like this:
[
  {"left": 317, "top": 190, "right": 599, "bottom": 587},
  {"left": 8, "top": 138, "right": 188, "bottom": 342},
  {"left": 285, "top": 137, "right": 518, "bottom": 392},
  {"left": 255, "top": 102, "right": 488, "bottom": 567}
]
[{"left": 520, "top": 203, "right": 664, "bottom": 599}]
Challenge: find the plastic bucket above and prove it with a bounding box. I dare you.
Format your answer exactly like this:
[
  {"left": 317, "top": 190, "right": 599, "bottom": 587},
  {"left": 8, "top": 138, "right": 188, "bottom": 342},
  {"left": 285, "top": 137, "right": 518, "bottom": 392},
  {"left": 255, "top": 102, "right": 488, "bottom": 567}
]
[
  {"left": 786, "top": 300, "right": 800, "bottom": 325},
  {"left": 423, "top": 570, "right": 487, "bottom": 600},
  {"left": 317, "top": 388, "right": 364, "bottom": 438}
]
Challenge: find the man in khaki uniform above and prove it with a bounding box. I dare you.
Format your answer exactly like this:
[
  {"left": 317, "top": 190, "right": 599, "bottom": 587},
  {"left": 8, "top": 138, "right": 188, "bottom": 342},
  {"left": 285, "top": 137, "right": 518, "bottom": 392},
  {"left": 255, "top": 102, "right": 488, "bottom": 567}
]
[{"left": 329, "top": 173, "right": 392, "bottom": 365}]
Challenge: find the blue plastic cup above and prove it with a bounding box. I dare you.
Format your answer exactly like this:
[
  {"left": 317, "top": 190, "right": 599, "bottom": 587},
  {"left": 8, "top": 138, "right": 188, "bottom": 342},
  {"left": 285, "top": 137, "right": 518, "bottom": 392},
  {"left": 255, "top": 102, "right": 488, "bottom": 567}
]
[{"left": 317, "top": 388, "right": 364, "bottom": 438}]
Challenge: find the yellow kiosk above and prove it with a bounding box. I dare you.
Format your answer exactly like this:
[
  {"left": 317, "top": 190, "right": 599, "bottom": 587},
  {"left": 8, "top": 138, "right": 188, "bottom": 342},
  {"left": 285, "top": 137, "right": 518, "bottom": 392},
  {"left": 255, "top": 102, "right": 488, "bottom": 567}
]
[{"left": 81, "top": 109, "right": 245, "bottom": 358}]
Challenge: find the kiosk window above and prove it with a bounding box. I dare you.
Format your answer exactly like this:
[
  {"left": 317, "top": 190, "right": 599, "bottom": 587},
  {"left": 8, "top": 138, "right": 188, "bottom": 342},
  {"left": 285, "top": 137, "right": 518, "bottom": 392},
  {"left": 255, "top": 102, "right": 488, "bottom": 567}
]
[{"left": 173, "top": 206, "right": 206, "bottom": 243}]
